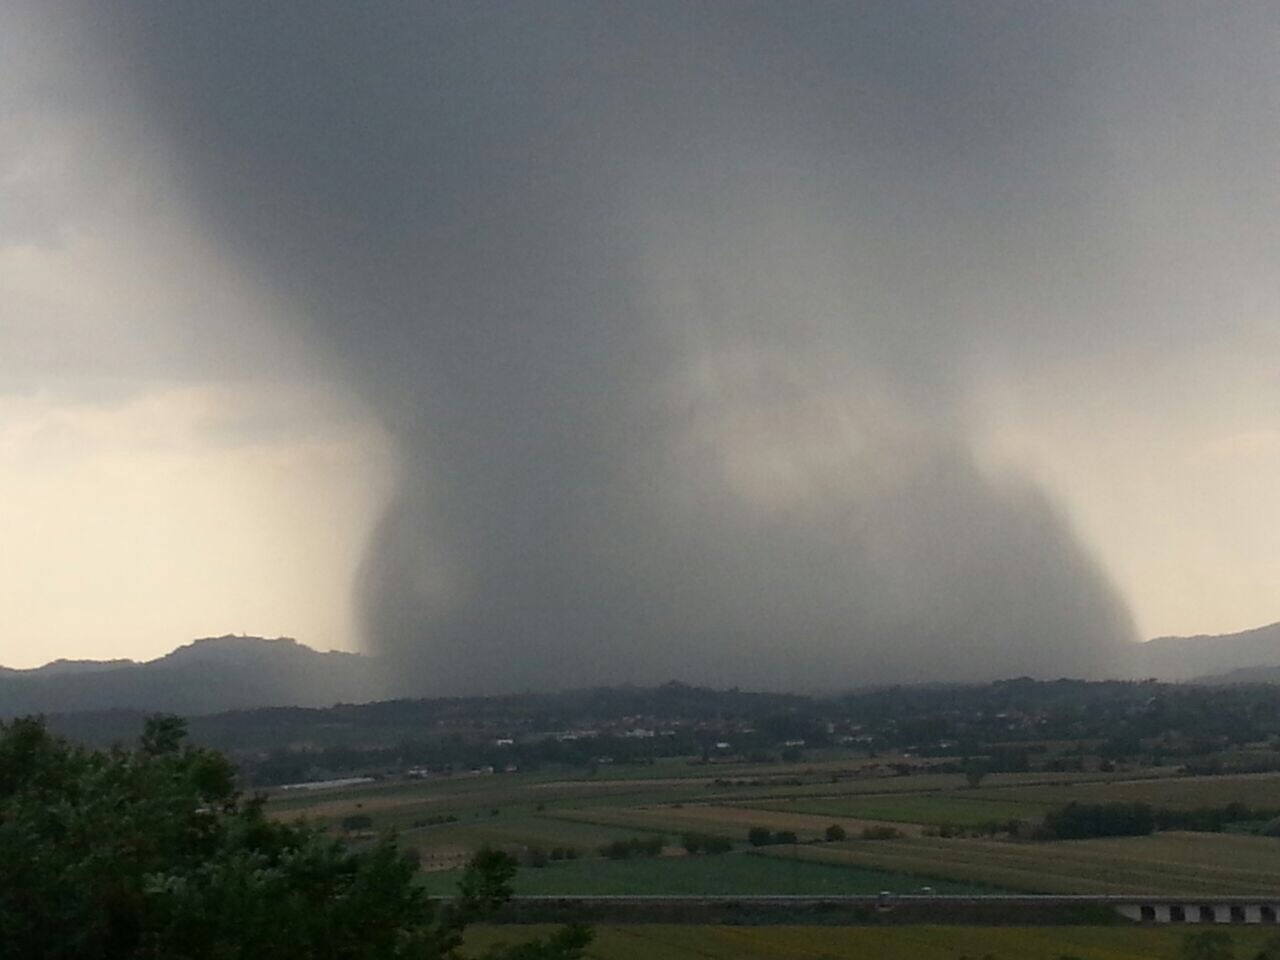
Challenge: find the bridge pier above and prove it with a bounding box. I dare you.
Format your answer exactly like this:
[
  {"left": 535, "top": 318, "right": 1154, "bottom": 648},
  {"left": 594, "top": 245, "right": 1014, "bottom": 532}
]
[{"left": 1117, "top": 901, "right": 1280, "bottom": 924}]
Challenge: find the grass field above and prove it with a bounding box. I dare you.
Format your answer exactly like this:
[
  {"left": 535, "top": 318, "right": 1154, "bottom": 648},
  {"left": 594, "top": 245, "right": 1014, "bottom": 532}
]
[
  {"left": 267, "top": 765, "right": 1180, "bottom": 832},
  {"left": 421, "top": 849, "right": 992, "bottom": 896},
  {"left": 401, "top": 815, "right": 669, "bottom": 871},
  {"left": 547, "top": 803, "right": 924, "bottom": 839},
  {"left": 754, "top": 831, "right": 1280, "bottom": 895},
  {"left": 268, "top": 759, "right": 1280, "bottom": 896},
  {"left": 740, "top": 794, "right": 1044, "bottom": 828},
  {"left": 967, "top": 772, "right": 1280, "bottom": 811},
  {"left": 268, "top": 772, "right": 721, "bottom": 832},
  {"left": 464, "top": 924, "right": 1280, "bottom": 959},
  {"left": 727, "top": 771, "right": 1280, "bottom": 830},
  {"left": 690, "top": 769, "right": 1179, "bottom": 811},
  {"left": 578, "top": 752, "right": 886, "bottom": 782}
]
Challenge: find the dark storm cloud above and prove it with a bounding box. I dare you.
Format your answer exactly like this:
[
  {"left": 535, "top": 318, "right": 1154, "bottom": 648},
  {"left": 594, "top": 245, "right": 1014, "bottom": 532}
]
[{"left": 79, "top": 1, "right": 1166, "bottom": 691}]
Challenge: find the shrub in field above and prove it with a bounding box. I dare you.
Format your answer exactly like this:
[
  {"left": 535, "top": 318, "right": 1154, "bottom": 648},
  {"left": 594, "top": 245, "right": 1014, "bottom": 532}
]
[
  {"left": 1041, "top": 802, "right": 1154, "bottom": 840},
  {"left": 599, "top": 840, "right": 630, "bottom": 860},
  {"left": 599, "top": 836, "right": 664, "bottom": 859},
  {"left": 419, "top": 814, "right": 451, "bottom": 825},
  {"left": 747, "top": 828, "right": 800, "bottom": 846},
  {"left": 681, "top": 832, "right": 732, "bottom": 854},
  {"left": 824, "top": 824, "right": 846, "bottom": 842},
  {"left": 1156, "top": 803, "right": 1280, "bottom": 833},
  {"left": 707, "top": 834, "right": 733, "bottom": 853},
  {"left": 963, "top": 759, "right": 988, "bottom": 788}
]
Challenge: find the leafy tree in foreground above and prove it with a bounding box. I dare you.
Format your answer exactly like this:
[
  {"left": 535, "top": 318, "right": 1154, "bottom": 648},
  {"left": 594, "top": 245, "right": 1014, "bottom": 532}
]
[{"left": 0, "top": 716, "right": 590, "bottom": 960}]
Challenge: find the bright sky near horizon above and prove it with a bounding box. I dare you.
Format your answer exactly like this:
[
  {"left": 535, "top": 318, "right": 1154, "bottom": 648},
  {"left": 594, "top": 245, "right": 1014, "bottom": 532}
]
[{"left": 2, "top": 3, "right": 1278, "bottom": 673}]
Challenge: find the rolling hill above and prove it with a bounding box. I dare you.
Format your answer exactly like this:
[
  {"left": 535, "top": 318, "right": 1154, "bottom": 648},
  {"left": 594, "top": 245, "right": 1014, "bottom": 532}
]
[
  {"left": 5, "top": 620, "right": 1280, "bottom": 718},
  {"left": 0, "top": 635, "right": 384, "bottom": 716}
]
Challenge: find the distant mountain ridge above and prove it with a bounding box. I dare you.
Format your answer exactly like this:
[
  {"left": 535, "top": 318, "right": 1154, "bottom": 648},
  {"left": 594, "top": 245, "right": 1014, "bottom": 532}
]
[
  {"left": 5, "top": 621, "right": 1280, "bottom": 718},
  {"left": 0, "top": 636, "right": 385, "bottom": 717},
  {"left": 0, "top": 658, "right": 135, "bottom": 677},
  {"left": 1136, "top": 621, "right": 1280, "bottom": 682}
]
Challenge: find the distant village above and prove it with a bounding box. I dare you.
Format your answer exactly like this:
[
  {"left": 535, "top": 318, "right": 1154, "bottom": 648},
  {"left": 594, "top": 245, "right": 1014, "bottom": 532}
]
[{"left": 234, "top": 677, "right": 1280, "bottom": 789}]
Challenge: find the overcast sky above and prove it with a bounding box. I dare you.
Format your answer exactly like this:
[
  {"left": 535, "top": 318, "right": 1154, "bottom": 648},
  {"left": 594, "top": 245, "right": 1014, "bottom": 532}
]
[{"left": 2, "top": 3, "right": 1277, "bottom": 686}]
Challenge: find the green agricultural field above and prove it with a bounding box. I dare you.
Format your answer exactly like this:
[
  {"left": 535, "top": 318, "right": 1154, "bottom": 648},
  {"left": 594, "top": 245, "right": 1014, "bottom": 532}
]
[
  {"left": 402, "top": 814, "right": 665, "bottom": 864},
  {"left": 579, "top": 751, "right": 878, "bottom": 782},
  {"left": 757, "top": 831, "right": 1280, "bottom": 895},
  {"left": 739, "top": 793, "right": 1045, "bottom": 828},
  {"left": 968, "top": 772, "right": 1280, "bottom": 811},
  {"left": 268, "top": 771, "right": 556, "bottom": 819},
  {"left": 422, "top": 849, "right": 991, "bottom": 896},
  {"left": 267, "top": 772, "right": 717, "bottom": 832},
  {"left": 268, "top": 763, "right": 1277, "bottom": 896},
  {"left": 695, "top": 768, "right": 1175, "bottom": 808},
  {"left": 266, "top": 763, "right": 1175, "bottom": 835},
  {"left": 546, "top": 802, "right": 928, "bottom": 840},
  {"left": 465, "top": 924, "right": 1280, "bottom": 960}
]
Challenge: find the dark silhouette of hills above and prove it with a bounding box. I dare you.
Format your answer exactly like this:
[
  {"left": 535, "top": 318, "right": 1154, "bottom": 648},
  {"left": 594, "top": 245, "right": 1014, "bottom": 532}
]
[
  {"left": 2, "top": 658, "right": 134, "bottom": 677},
  {"left": 1135, "top": 621, "right": 1280, "bottom": 682},
  {"left": 0, "top": 636, "right": 383, "bottom": 717},
  {"left": 5, "top": 620, "right": 1280, "bottom": 718}
]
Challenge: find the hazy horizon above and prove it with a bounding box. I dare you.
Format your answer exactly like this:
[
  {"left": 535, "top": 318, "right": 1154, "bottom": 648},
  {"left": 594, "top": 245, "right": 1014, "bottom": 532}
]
[
  {"left": 4, "top": 4, "right": 1278, "bottom": 689},
  {"left": 9, "top": 619, "right": 1280, "bottom": 673}
]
